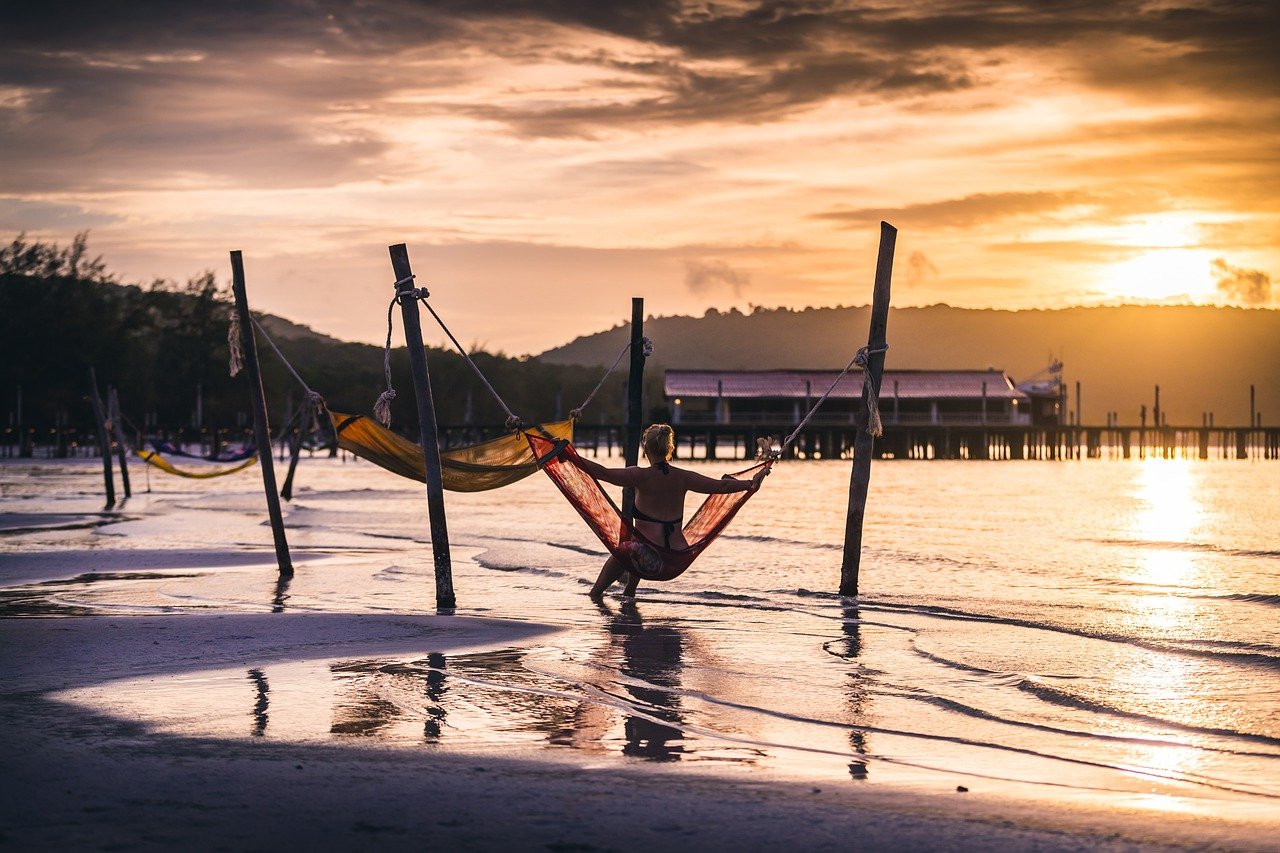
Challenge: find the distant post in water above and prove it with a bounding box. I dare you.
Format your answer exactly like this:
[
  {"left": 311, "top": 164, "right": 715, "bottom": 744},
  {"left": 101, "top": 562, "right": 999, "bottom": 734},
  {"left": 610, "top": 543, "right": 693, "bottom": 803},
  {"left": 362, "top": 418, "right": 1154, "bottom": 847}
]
[
  {"left": 280, "top": 413, "right": 306, "bottom": 502},
  {"left": 229, "top": 251, "right": 293, "bottom": 578},
  {"left": 108, "top": 386, "right": 132, "bottom": 499},
  {"left": 623, "top": 297, "right": 645, "bottom": 517},
  {"left": 388, "top": 243, "right": 455, "bottom": 610},
  {"left": 87, "top": 368, "right": 116, "bottom": 509},
  {"left": 841, "top": 221, "right": 897, "bottom": 597}
]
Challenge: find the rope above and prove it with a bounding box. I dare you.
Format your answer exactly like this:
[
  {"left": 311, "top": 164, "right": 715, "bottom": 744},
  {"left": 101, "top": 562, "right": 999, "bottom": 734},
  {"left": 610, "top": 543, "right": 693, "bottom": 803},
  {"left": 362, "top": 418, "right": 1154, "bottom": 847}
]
[
  {"left": 249, "top": 317, "right": 326, "bottom": 433},
  {"left": 374, "top": 296, "right": 399, "bottom": 426},
  {"left": 416, "top": 293, "right": 524, "bottom": 430},
  {"left": 854, "top": 344, "right": 890, "bottom": 437},
  {"left": 373, "top": 278, "right": 433, "bottom": 427},
  {"left": 570, "top": 336, "right": 653, "bottom": 421},
  {"left": 227, "top": 310, "right": 244, "bottom": 377},
  {"left": 775, "top": 344, "right": 889, "bottom": 454}
]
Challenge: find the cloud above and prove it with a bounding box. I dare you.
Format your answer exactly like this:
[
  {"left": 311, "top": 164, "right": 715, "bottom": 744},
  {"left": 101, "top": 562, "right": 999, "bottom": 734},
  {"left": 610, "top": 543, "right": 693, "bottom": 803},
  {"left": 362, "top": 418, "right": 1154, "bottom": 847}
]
[
  {"left": 684, "top": 258, "right": 750, "bottom": 297},
  {"left": 0, "top": 198, "right": 120, "bottom": 231},
  {"left": 1212, "top": 258, "right": 1272, "bottom": 306},
  {"left": 905, "top": 251, "right": 938, "bottom": 287},
  {"left": 815, "top": 191, "right": 1098, "bottom": 230}
]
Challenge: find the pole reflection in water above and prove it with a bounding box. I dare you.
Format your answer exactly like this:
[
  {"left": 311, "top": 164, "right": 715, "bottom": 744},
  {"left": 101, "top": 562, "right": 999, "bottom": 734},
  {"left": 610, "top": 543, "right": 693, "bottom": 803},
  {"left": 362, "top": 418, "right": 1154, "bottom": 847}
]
[
  {"left": 247, "top": 668, "right": 269, "bottom": 737},
  {"left": 608, "top": 601, "right": 687, "bottom": 762},
  {"left": 271, "top": 572, "right": 292, "bottom": 613},
  {"left": 838, "top": 603, "right": 871, "bottom": 780},
  {"left": 424, "top": 652, "right": 447, "bottom": 741}
]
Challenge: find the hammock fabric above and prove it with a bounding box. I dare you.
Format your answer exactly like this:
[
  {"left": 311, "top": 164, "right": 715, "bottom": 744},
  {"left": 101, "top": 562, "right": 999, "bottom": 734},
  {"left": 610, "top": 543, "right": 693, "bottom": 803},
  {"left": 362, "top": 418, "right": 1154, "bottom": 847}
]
[
  {"left": 328, "top": 410, "right": 574, "bottom": 493},
  {"left": 135, "top": 449, "right": 258, "bottom": 479},
  {"left": 150, "top": 440, "right": 257, "bottom": 462},
  {"left": 525, "top": 432, "right": 770, "bottom": 582}
]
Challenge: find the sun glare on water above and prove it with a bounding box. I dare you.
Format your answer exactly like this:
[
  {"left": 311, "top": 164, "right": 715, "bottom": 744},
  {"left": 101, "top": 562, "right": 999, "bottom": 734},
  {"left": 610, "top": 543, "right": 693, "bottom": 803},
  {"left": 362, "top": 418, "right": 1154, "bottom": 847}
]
[{"left": 1131, "top": 458, "right": 1204, "bottom": 588}]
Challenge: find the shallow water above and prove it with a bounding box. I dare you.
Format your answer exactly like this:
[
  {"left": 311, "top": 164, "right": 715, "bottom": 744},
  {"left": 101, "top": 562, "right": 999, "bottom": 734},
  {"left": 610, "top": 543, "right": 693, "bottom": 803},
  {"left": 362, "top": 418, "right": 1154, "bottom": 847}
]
[{"left": 2, "top": 452, "right": 1278, "bottom": 819}]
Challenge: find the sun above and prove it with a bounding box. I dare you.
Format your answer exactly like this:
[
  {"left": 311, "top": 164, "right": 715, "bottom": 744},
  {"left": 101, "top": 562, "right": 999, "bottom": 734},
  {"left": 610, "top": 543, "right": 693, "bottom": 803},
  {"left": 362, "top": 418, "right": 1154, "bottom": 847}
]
[
  {"left": 1099, "top": 247, "right": 1219, "bottom": 303},
  {"left": 1086, "top": 213, "right": 1224, "bottom": 303}
]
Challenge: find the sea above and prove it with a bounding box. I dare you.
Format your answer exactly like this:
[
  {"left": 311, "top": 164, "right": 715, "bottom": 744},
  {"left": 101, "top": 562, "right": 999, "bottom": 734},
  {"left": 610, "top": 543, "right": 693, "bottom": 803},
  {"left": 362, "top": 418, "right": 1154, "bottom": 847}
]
[{"left": 2, "top": 450, "right": 1277, "bottom": 821}]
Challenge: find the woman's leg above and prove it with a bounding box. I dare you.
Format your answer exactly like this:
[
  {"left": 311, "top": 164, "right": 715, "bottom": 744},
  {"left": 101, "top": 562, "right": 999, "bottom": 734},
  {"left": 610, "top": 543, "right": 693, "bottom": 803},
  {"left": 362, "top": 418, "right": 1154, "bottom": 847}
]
[{"left": 590, "top": 555, "right": 627, "bottom": 599}]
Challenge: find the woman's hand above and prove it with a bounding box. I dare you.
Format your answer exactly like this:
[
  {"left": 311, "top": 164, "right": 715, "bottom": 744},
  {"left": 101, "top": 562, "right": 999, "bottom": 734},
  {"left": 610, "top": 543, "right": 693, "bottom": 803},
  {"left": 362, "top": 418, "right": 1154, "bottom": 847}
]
[{"left": 750, "top": 466, "right": 771, "bottom": 489}]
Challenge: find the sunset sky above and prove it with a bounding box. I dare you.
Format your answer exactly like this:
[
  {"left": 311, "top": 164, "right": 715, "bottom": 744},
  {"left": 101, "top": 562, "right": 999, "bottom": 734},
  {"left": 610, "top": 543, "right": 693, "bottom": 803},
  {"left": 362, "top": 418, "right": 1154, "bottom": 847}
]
[{"left": 2, "top": 1, "right": 1277, "bottom": 354}]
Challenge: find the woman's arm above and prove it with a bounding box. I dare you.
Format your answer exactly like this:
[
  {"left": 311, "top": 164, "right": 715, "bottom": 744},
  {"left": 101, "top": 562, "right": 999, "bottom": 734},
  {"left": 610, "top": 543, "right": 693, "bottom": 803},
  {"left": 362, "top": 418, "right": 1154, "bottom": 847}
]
[
  {"left": 572, "top": 454, "right": 644, "bottom": 488},
  {"left": 682, "top": 465, "right": 770, "bottom": 494}
]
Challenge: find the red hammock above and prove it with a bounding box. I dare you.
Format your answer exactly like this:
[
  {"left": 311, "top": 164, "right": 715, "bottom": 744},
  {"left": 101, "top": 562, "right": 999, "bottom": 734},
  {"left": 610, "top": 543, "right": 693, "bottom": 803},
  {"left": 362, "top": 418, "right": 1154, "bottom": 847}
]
[{"left": 526, "top": 432, "right": 771, "bottom": 582}]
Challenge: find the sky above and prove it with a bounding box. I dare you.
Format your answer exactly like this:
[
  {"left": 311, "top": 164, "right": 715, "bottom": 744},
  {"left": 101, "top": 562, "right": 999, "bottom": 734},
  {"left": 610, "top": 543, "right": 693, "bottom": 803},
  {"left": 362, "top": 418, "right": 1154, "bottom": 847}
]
[{"left": 2, "top": 1, "right": 1277, "bottom": 355}]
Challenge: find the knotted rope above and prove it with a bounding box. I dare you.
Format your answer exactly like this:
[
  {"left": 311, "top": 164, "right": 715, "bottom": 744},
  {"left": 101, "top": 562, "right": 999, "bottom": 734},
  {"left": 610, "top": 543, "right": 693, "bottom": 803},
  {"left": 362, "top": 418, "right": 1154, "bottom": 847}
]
[
  {"left": 854, "top": 344, "right": 890, "bottom": 437},
  {"left": 227, "top": 310, "right": 244, "bottom": 378},
  {"left": 373, "top": 294, "right": 401, "bottom": 426},
  {"left": 377, "top": 278, "right": 524, "bottom": 431},
  {"left": 771, "top": 343, "right": 890, "bottom": 457},
  {"left": 570, "top": 335, "right": 653, "bottom": 421}
]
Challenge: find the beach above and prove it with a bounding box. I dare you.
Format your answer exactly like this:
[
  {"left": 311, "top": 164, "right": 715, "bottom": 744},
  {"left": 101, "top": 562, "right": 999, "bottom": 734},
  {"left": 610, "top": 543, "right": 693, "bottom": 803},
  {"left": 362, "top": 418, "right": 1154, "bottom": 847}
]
[{"left": 2, "top": 453, "right": 1278, "bottom": 850}]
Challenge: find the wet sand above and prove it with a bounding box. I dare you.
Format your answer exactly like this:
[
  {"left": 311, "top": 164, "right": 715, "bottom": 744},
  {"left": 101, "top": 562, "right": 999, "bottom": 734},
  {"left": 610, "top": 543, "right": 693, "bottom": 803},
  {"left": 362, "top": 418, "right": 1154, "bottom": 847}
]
[{"left": 0, "top": 607, "right": 1271, "bottom": 851}]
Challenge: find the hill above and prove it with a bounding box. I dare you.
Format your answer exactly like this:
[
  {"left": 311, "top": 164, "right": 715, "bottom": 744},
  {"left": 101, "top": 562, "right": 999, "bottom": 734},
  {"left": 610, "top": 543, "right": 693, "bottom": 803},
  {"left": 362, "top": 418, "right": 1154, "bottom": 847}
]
[
  {"left": 0, "top": 273, "right": 633, "bottom": 437},
  {"left": 540, "top": 304, "right": 1280, "bottom": 426}
]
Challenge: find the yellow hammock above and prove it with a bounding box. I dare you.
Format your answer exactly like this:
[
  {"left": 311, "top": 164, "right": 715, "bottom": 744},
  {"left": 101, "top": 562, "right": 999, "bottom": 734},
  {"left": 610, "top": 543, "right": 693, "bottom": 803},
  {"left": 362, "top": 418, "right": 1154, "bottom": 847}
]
[
  {"left": 328, "top": 410, "right": 573, "bottom": 493},
  {"left": 135, "top": 449, "right": 259, "bottom": 479}
]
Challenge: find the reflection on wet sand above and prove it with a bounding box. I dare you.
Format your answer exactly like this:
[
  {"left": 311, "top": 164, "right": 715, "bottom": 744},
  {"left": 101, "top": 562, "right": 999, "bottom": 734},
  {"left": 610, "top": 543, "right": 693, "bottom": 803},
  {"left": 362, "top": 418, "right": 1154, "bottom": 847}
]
[
  {"left": 424, "top": 652, "right": 446, "bottom": 741},
  {"left": 607, "top": 601, "right": 686, "bottom": 762},
  {"left": 247, "top": 668, "right": 269, "bottom": 737},
  {"left": 839, "top": 604, "right": 871, "bottom": 780},
  {"left": 271, "top": 572, "right": 292, "bottom": 613}
]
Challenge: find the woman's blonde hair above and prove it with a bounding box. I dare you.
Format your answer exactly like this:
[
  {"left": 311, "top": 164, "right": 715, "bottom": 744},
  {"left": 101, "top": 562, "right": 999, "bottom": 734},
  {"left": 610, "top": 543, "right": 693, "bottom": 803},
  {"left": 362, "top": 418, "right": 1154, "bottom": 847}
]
[{"left": 641, "top": 423, "right": 675, "bottom": 462}]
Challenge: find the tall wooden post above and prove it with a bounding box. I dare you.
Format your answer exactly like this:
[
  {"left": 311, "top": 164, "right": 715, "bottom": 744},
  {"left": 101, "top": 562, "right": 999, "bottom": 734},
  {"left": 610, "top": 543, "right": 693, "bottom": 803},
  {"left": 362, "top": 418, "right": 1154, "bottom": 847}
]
[
  {"left": 623, "top": 297, "right": 645, "bottom": 517},
  {"left": 108, "top": 386, "right": 132, "bottom": 498},
  {"left": 388, "top": 243, "right": 455, "bottom": 609},
  {"left": 229, "top": 251, "right": 293, "bottom": 578},
  {"left": 88, "top": 368, "right": 116, "bottom": 509},
  {"left": 840, "top": 222, "right": 896, "bottom": 597}
]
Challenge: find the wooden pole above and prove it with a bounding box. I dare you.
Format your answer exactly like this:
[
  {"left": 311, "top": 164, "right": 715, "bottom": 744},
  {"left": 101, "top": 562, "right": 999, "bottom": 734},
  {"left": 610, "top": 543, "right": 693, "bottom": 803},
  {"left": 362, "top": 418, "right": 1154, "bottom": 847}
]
[
  {"left": 229, "top": 251, "right": 293, "bottom": 578},
  {"left": 840, "top": 221, "right": 896, "bottom": 597},
  {"left": 388, "top": 243, "right": 455, "bottom": 609},
  {"left": 623, "top": 297, "right": 645, "bottom": 517},
  {"left": 108, "top": 386, "right": 132, "bottom": 498},
  {"left": 279, "top": 412, "right": 305, "bottom": 502},
  {"left": 88, "top": 368, "right": 116, "bottom": 509}
]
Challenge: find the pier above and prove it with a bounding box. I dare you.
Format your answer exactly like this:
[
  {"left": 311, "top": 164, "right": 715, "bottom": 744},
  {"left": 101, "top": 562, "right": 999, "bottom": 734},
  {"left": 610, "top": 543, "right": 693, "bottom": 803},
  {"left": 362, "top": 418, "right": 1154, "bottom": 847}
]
[
  {"left": 6, "top": 421, "right": 1278, "bottom": 462},
  {"left": 456, "top": 422, "right": 1280, "bottom": 462}
]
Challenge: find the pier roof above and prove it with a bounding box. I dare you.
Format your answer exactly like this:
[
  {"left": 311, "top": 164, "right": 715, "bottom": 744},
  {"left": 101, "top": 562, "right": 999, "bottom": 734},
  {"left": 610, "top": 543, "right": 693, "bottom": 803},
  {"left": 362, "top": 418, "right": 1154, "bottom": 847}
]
[{"left": 664, "top": 369, "right": 1025, "bottom": 400}]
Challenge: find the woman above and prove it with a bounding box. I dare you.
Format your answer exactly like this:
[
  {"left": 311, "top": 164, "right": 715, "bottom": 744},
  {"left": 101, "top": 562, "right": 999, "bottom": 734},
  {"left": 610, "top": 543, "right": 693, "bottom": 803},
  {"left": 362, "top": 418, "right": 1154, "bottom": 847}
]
[{"left": 573, "top": 423, "right": 769, "bottom": 600}]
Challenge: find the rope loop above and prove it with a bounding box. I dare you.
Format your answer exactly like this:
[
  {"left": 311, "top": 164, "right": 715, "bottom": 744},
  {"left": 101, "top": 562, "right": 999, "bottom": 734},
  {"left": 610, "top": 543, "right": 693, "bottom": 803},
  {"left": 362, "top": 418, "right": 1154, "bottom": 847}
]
[
  {"left": 568, "top": 408, "right": 584, "bottom": 422},
  {"left": 374, "top": 296, "right": 399, "bottom": 425},
  {"left": 755, "top": 436, "right": 782, "bottom": 461},
  {"left": 573, "top": 335, "right": 646, "bottom": 417},
  {"left": 856, "top": 343, "right": 889, "bottom": 438},
  {"left": 505, "top": 415, "right": 524, "bottom": 432},
  {"left": 373, "top": 389, "right": 396, "bottom": 427},
  {"left": 778, "top": 342, "right": 890, "bottom": 452},
  {"left": 853, "top": 343, "right": 888, "bottom": 369},
  {"left": 227, "top": 310, "right": 244, "bottom": 378}
]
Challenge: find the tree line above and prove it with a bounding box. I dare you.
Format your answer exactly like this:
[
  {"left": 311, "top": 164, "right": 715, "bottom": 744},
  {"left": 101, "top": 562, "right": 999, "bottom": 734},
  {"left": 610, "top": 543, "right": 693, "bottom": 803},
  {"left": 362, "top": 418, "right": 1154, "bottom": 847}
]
[{"left": 1, "top": 233, "right": 662, "bottom": 452}]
